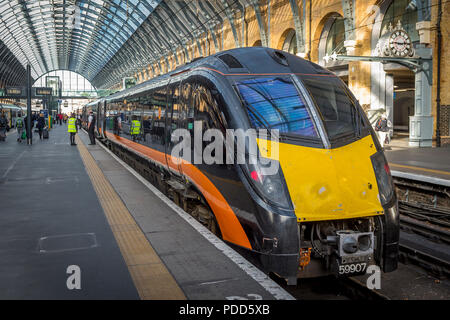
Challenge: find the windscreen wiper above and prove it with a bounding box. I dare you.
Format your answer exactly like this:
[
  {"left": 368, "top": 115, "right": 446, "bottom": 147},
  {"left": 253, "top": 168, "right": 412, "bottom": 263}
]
[{"left": 352, "top": 104, "right": 362, "bottom": 138}]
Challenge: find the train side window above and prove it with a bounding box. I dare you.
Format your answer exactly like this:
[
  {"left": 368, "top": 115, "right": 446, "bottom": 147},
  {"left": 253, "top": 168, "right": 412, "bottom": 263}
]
[
  {"left": 168, "top": 83, "right": 181, "bottom": 133},
  {"left": 193, "top": 83, "right": 225, "bottom": 132},
  {"left": 150, "top": 87, "right": 168, "bottom": 147},
  {"left": 180, "top": 81, "right": 193, "bottom": 132},
  {"left": 193, "top": 82, "right": 228, "bottom": 163},
  {"left": 140, "top": 94, "right": 153, "bottom": 142}
]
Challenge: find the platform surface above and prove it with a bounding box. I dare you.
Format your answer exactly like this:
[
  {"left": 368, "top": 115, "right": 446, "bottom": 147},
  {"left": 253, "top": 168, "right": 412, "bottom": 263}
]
[
  {"left": 385, "top": 147, "right": 450, "bottom": 185},
  {"left": 0, "top": 125, "right": 291, "bottom": 300},
  {"left": 0, "top": 126, "right": 138, "bottom": 299}
]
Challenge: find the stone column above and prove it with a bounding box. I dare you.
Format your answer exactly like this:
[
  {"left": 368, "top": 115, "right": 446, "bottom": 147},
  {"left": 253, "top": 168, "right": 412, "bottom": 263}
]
[
  {"left": 344, "top": 40, "right": 357, "bottom": 55},
  {"left": 409, "top": 47, "right": 433, "bottom": 147},
  {"left": 385, "top": 73, "right": 394, "bottom": 137}
]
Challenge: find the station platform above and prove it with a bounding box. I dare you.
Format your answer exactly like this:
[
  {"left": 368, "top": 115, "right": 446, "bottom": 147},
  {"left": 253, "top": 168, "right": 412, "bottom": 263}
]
[
  {"left": 0, "top": 125, "right": 292, "bottom": 300},
  {"left": 385, "top": 147, "right": 450, "bottom": 186}
]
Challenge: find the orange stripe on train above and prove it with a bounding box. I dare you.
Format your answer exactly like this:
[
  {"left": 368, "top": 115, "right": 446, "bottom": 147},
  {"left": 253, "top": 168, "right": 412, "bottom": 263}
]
[{"left": 105, "top": 131, "right": 252, "bottom": 249}]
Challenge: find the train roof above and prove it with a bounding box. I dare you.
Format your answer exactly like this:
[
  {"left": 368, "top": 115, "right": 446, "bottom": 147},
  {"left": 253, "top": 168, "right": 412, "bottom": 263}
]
[
  {"left": 104, "top": 47, "right": 334, "bottom": 102},
  {"left": 0, "top": 103, "right": 24, "bottom": 111}
]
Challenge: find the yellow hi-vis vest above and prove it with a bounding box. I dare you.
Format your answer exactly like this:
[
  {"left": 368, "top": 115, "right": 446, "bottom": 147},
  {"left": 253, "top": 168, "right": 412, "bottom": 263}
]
[
  {"left": 131, "top": 120, "right": 141, "bottom": 135},
  {"left": 68, "top": 118, "right": 77, "bottom": 133}
]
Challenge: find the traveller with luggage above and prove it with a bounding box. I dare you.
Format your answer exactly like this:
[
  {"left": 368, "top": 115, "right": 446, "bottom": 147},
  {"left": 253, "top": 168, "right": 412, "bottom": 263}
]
[
  {"left": 36, "top": 113, "right": 46, "bottom": 140},
  {"left": 16, "top": 116, "right": 24, "bottom": 143}
]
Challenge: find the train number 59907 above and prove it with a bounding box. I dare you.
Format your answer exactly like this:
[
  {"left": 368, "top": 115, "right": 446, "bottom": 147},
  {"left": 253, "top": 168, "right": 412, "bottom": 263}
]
[{"left": 338, "top": 263, "right": 367, "bottom": 275}]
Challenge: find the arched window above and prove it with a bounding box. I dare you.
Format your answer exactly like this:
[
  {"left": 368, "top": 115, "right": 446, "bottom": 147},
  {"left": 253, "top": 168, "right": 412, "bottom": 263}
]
[
  {"left": 325, "top": 17, "right": 345, "bottom": 56},
  {"left": 253, "top": 40, "right": 262, "bottom": 47},
  {"left": 33, "top": 70, "right": 97, "bottom": 97},
  {"left": 282, "top": 29, "right": 297, "bottom": 55},
  {"left": 380, "top": 0, "right": 419, "bottom": 42},
  {"left": 318, "top": 14, "right": 346, "bottom": 66},
  {"left": 32, "top": 70, "right": 97, "bottom": 112}
]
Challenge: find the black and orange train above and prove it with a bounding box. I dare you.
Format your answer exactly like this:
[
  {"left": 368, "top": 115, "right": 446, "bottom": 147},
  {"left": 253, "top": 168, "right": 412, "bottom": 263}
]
[{"left": 83, "top": 47, "right": 399, "bottom": 284}]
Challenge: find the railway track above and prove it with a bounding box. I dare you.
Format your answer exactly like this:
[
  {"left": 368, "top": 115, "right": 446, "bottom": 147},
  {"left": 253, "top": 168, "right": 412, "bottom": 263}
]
[
  {"left": 395, "top": 177, "right": 450, "bottom": 280},
  {"left": 271, "top": 274, "right": 389, "bottom": 300}
]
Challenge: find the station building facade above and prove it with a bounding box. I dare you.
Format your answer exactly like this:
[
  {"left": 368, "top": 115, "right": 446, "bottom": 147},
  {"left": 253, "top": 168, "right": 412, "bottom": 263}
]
[{"left": 130, "top": 0, "right": 449, "bottom": 146}]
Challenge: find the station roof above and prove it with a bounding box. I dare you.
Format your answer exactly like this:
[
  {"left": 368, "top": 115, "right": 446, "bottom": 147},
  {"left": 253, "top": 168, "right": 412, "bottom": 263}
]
[
  {"left": 0, "top": 0, "right": 246, "bottom": 89},
  {"left": 0, "top": 0, "right": 160, "bottom": 85}
]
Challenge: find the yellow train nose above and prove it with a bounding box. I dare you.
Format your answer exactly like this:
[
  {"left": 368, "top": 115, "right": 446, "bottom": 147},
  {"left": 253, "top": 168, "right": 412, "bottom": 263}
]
[{"left": 258, "top": 135, "right": 384, "bottom": 222}]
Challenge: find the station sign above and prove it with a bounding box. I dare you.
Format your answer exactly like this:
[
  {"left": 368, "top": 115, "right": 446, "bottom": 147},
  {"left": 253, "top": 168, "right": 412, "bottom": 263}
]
[
  {"left": 5, "top": 87, "right": 24, "bottom": 96},
  {"left": 40, "top": 109, "right": 49, "bottom": 118},
  {"left": 123, "top": 77, "right": 136, "bottom": 90},
  {"left": 34, "top": 87, "right": 53, "bottom": 96}
]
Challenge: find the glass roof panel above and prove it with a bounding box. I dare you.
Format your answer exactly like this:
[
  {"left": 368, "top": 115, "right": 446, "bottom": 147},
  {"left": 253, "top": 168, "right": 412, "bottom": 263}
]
[{"left": 0, "top": 0, "right": 161, "bottom": 80}]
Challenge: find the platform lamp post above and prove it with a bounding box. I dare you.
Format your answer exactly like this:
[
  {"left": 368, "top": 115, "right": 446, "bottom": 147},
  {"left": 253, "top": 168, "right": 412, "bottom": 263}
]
[{"left": 26, "top": 64, "right": 32, "bottom": 145}]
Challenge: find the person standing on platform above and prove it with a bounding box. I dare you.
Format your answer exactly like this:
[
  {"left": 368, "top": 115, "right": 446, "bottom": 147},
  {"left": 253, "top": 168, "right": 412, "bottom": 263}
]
[
  {"left": 23, "top": 114, "right": 34, "bottom": 143},
  {"left": 130, "top": 116, "right": 141, "bottom": 142},
  {"left": 16, "top": 116, "right": 24, "bottom": 143},
  {"left": 375, "top": 114, "right": 391, "bottom": 149},
  {"left": 113, "top": 114, "right": 122, "bottom": 136},
  {"left": 0, "top": 113, "right": 7, "bottom": 141},
  {"left": 36, "top": 113, "right": 46, "bottom": 140},
  {"left": 68, "top": 113, "right": 78, "bottom": 146},
  {"left": 76, "top": 115, "right": 82, "bottom": 130},
  {"left": 88, "top": 111, "right": 96, "bottom": 145}
]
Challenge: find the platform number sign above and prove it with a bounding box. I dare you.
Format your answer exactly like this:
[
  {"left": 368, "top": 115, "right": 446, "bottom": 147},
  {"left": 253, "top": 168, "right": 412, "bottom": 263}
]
[{"left": 5, "top": 87, "right": 23, "bottom": 96}]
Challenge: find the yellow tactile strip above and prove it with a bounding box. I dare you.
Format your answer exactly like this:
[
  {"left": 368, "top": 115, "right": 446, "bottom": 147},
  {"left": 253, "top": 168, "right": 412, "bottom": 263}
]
[
  {"left": 390, "top": 163, "right": 450, "bottom": 176},
  {"left": 76, "top": 135, "right": 186, "bottom": 300}
]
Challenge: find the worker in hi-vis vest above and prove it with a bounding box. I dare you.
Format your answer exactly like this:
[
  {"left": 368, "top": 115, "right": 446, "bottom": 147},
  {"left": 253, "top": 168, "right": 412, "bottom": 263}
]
[
  {"left": 68, "top": 113, "right": 78, "bottom": 146},
  {"left": 130, "top": 116, "right": 141, "bottom": 142}
]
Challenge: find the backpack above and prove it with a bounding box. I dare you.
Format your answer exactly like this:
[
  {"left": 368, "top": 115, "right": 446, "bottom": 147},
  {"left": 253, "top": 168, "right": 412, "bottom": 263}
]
[
  {"left": 375, "top": 119, "right": 383, "bottom": 131},
  {"left": 0, "top": 117, "right": 6, "bottom": 128},
  {"left": 16, "top": 119, "right": 23, "bottom": 128}
]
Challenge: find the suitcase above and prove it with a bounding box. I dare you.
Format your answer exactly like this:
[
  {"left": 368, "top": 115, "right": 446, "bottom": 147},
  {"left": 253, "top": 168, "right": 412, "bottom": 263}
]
[{"left": 43, "top": 128, "right": 49, "bottom": 139}]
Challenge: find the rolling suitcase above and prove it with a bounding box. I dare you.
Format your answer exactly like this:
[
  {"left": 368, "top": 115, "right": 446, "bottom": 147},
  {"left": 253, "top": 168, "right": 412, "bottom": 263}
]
[{"left": 43, "top": 128, "right": 49, "bottom": 139}]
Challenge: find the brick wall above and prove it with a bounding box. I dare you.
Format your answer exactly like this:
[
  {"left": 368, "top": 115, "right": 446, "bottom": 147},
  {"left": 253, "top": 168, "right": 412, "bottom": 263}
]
[
  {"left": 440, "top": 105, "right": 450, "bottom": 136},
  {"left": 129, "top": 0, "right": 447, "bottom": 143}
]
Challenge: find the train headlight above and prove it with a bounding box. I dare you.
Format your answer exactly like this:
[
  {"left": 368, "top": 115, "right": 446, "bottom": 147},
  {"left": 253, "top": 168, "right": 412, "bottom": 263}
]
[
  {"left": 243, "top": 158, "right": 293, "bottom": 210},
  {"left": 342, "top": 236, "right": 359, "bottom": 254},
  {"left": 370, "top": 151, "right": 395, "bottom": 208},
  {"left": 358, "top": 234, "right": 372, "bottom": 251}
]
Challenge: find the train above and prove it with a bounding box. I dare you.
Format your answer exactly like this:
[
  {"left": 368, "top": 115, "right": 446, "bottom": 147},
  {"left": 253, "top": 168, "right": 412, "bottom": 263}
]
[
  {"left": 82, "top": 47, "right": 399, "bottom": 284},
  {"left": 0, "top": 103, "right": 25, "bottom": 128}
]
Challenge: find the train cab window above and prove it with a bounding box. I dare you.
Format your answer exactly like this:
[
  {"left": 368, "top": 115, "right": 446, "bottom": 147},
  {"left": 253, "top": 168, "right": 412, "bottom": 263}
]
[
  {"left": 234, "top": 77, "right": 319, "bottom": 139},
  {"left": 300, "top": 75, "right": 361, "bottom": 141}
]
